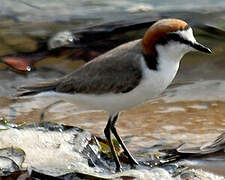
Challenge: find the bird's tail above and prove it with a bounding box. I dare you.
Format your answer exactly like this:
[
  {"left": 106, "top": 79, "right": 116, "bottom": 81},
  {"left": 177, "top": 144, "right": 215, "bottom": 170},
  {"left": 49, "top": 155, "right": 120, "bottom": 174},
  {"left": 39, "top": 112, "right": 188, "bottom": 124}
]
[{"left": 16, "top": 79, "right": 60, "bottom": 97}]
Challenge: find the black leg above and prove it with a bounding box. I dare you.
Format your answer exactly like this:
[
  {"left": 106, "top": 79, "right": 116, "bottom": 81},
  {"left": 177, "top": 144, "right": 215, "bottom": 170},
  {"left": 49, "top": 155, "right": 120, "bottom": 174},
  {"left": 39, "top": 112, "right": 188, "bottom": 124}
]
[
  {"left": 104, "top": 115, "right": 122, "bottom": 172},
  {"left": 111, "top": 113, "right": 139, "bottom": 168}
]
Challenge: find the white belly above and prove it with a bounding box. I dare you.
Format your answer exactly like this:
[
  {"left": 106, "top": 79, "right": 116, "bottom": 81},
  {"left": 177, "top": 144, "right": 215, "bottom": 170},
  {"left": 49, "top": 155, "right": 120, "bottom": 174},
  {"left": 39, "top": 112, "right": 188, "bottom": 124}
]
[{"left": 37, "top": 58, "right": 179, "bottom": 115}]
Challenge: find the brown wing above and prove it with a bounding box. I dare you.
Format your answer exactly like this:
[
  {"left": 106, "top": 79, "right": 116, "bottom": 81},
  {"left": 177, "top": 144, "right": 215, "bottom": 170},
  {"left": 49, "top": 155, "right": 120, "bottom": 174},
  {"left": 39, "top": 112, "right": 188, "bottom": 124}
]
[
  {"left": 17, "top": 40, "right": 143, "bottom": 96},
  {"left": 56, "top": 51, "right": 142, "bottom": 94}
]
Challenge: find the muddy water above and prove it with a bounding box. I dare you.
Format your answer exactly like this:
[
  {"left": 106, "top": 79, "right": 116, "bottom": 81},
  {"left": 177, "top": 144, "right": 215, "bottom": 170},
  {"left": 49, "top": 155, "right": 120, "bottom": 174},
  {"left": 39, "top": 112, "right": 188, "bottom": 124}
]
[
  {"left": 0, "top": 2, "right": 224, "bottom": 178},
  {"left": 8, "top": 83, "right": 225, "bottom": 153}
]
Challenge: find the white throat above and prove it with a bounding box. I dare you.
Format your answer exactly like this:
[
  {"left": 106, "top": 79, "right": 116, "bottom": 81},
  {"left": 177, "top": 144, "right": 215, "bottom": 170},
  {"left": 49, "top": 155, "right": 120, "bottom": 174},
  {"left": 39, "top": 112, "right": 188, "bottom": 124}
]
[
  {"left": 156, "top": 41, "right": 187, "bottom": 64},
  {"left": 155, "top": 27, "right": 196, "bottom": 64},
  {"left": 153, "top": 43, "right": 183, "bottom": 87},
  {"left": 155, "top": 47, "right": 180, "bottom": 82}
]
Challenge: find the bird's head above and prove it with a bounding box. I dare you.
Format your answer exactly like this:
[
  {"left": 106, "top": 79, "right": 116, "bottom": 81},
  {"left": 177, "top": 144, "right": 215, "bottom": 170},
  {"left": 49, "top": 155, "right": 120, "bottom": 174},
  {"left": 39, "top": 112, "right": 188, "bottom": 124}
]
[{"left": 142, "top": 19, "right": 211, "bottom": 62}]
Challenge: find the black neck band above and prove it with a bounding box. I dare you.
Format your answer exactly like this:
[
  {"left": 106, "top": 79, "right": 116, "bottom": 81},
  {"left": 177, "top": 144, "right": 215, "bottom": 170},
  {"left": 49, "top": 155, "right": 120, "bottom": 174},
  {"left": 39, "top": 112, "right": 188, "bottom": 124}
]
[{"left": 142, "top": 52, "right": 158, "bottom": 71}]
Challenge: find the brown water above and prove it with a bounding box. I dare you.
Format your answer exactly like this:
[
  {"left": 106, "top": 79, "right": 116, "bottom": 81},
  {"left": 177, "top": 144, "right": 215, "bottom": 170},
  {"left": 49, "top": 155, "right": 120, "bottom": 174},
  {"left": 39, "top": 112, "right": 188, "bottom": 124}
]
[{"left": 0, "top": 6, "right": 224, "bottom": 178}]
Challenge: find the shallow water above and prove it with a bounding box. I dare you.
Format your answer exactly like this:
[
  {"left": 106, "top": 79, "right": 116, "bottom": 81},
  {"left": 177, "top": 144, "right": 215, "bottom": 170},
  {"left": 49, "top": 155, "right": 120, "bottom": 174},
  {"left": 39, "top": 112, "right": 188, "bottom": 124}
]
[{"left": 0, "top": 1, "right": 225, "bottom": 178}]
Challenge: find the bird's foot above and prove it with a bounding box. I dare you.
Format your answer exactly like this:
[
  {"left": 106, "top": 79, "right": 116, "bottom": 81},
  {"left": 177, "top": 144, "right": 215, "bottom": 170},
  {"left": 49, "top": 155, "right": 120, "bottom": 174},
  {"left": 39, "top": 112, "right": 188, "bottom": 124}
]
[
  {"left": 115, "top": 166, "right": 123, "bottom": 173},
  {"left": 130, "top": 159, "right": 139, "bottom": 169}
]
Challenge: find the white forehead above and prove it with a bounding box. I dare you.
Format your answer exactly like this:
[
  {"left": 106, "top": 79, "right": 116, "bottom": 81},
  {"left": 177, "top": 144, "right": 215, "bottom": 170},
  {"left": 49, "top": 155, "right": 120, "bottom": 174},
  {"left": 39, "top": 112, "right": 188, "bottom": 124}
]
[{"left": 175, "top": 27, "right": 196, "bottom": 43}]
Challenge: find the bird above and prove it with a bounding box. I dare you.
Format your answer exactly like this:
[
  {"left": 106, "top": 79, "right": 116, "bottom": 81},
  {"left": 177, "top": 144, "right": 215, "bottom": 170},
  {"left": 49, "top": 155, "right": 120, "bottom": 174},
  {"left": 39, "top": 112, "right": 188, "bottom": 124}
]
[{"left": 16, "top": 18, "right": 212, "bottom": 172}]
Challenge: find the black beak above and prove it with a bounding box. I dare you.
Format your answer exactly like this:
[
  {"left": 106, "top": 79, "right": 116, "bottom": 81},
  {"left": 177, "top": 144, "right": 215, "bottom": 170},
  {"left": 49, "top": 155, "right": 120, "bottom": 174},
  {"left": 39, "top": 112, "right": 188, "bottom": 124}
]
[{"left": 192, "top": 42, "right": 212, "bottom": 54}]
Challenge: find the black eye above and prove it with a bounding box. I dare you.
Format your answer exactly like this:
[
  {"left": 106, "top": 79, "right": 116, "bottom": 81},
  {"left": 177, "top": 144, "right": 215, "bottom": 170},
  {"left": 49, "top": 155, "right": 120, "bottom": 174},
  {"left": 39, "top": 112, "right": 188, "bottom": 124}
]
[{"left": 157, "top": 33, "right": 193, "bottom": 46}]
